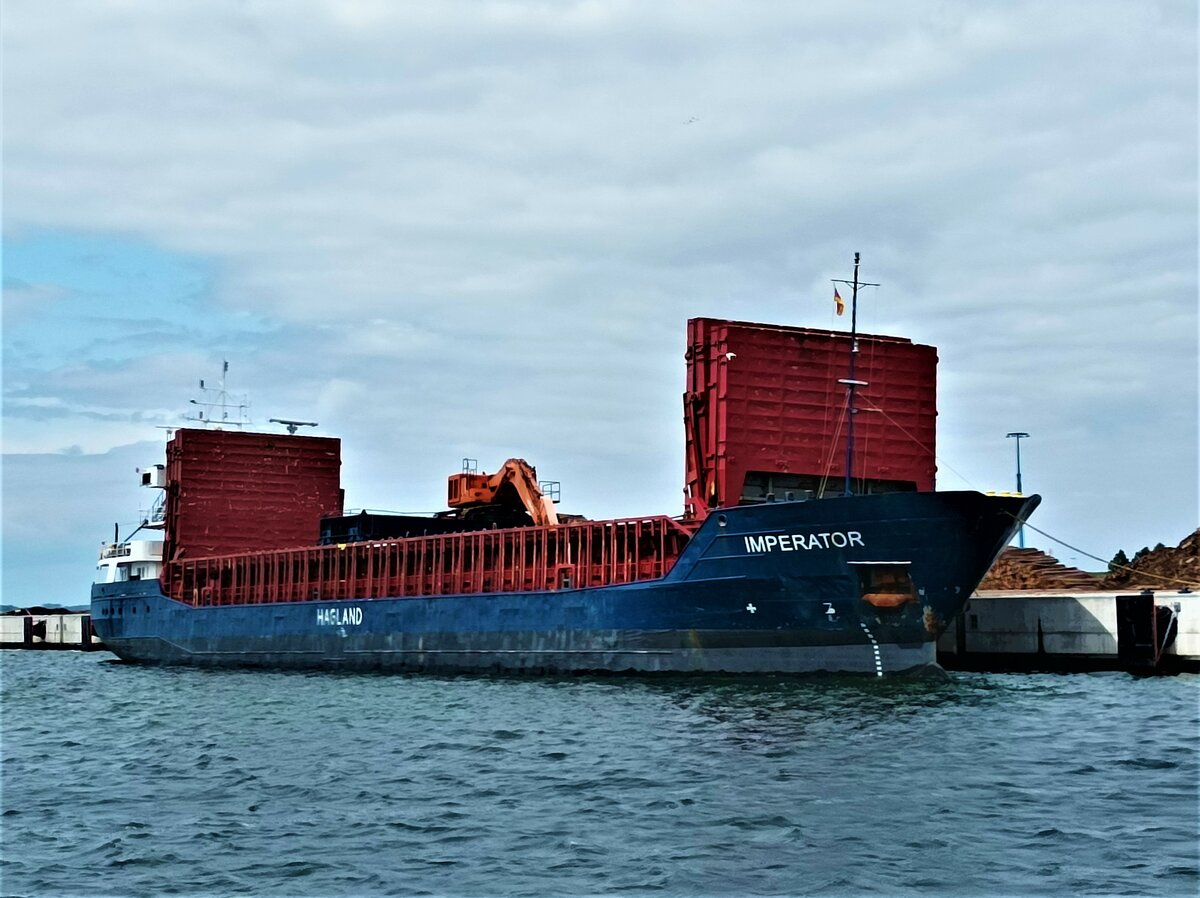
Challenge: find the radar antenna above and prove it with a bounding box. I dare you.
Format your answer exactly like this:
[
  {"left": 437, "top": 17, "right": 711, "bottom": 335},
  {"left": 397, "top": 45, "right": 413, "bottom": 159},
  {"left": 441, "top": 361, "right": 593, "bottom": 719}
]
[{"left": 269, "top": 418, "right": 319, "bottom": 435}]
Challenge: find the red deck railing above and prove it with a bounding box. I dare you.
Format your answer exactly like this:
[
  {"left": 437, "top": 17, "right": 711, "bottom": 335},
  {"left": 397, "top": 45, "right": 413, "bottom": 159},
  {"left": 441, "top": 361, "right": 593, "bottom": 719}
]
[{"left": 165, "top": 515, "right": 698, "bottom": 607}]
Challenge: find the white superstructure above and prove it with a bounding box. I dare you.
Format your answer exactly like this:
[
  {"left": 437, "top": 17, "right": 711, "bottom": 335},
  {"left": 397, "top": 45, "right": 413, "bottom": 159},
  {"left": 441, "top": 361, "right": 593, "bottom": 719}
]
[
  {"left": 94, "top": 463, "right": 166, "bottom": 584},
  {"left": 96, "top": 539, "right": 164, "bottom": 584}
]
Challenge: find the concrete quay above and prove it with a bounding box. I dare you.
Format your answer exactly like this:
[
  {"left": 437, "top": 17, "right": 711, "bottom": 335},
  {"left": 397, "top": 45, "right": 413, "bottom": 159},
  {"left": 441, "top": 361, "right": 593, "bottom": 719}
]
[
  {"left": 0, "top": 613, "right": 102, "bottom": 651},
  {"left": 938, "top": 590, "right": 1198, "bottom": 674}
]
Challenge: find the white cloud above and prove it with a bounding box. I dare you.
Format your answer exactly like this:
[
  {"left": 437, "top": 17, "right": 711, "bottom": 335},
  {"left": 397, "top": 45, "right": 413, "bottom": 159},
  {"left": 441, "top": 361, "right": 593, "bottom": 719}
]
[{"left": 2, "top": 0, "right": 1196, "bottom": 593}]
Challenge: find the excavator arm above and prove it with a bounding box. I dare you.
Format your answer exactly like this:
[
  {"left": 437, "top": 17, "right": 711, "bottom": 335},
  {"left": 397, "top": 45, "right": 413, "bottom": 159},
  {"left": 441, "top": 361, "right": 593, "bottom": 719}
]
[{"left": 447, "top": 458, "right": 559, "bottom": 527}]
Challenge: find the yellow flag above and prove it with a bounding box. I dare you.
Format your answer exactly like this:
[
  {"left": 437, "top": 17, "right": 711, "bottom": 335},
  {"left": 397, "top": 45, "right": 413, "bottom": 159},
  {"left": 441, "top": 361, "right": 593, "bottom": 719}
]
[{"left": 834, "top": 288, "right": 845, "bottom": 316}]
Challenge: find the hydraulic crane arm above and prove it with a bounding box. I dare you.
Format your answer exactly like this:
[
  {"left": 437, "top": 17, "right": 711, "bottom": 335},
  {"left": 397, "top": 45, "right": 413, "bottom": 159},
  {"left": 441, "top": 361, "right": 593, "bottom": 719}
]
[{"left": 447, "top": 458, "right": 559, "bottom": 527}]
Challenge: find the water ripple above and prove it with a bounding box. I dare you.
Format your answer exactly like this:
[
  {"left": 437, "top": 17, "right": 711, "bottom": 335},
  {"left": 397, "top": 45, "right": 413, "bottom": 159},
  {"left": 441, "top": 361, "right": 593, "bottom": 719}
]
[{"left": 1, "top": 654, "right": 1196, "bottom": 896}]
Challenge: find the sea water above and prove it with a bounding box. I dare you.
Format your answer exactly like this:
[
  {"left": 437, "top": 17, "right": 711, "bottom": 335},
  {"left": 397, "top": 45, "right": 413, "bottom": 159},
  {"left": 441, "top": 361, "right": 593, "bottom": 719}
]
[{"left": 1, "top": 651, "right": 1196, "bottom": 897}]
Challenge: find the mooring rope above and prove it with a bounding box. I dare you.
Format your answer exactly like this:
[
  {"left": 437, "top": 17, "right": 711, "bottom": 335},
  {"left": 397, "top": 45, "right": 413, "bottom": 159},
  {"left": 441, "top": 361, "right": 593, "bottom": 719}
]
[
  {"left": 817, "top": 401, "right": 848, "bottom": 499},
  {"left": 863, "top": 404, "right": 977, "bottom": 491},
  {"left": 1003, "top": 514, "right": 1197, "bottom": 590},
  {"left": 1156, "top": 605, "right": 1180, "bottom": 663},
  {"left": 860, "top": 404, "right": 1194, "bottom": 591}
]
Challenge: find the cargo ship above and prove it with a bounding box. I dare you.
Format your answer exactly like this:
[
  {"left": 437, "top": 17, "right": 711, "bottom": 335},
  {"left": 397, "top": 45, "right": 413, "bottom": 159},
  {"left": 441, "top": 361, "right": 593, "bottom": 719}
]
[{"left": 91, "top": 316, "right": 1039, "bottom": 675}]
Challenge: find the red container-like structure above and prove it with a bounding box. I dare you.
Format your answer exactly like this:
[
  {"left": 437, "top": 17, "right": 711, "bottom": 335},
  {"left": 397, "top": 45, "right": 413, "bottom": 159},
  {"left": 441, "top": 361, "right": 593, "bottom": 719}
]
[
  {"left": 158, "top": 318, "right": 938, "bottom": 607},
  {"left": 160, "top": 429, "right": 694, "bottom": 606},
  {"left": 683, "top": 319, "right": 937, "bottom": 520},
  {"left": 163, "top": 429, "right": 343, "bottom": 562}
]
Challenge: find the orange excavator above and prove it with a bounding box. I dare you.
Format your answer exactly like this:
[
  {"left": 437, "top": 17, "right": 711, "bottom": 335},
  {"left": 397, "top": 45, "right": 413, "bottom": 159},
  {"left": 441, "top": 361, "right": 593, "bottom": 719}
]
[{"left": 446, "top": 459, "right": 559, "bottom": 528}]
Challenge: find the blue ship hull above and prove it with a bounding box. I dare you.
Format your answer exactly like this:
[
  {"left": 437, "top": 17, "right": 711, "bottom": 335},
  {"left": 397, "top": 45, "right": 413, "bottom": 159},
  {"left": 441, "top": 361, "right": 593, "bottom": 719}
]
[{"left": 92, "top": 491, "right": 1037, "bottom": 675}]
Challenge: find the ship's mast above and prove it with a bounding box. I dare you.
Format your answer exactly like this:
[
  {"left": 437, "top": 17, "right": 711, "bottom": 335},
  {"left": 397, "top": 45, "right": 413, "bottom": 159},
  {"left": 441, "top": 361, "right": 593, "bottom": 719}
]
[
  {"left": 832, "top": 253, "right": 879, "bottom": 496},
  {"left": 186, "top": 360, "right": 250, "bottom": 428}
]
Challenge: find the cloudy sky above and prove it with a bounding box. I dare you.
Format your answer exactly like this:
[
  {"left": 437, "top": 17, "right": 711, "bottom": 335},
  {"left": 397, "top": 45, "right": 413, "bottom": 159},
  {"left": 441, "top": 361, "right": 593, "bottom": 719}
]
[{"left": 3, "top": 0, "right": 1196, "bottom": 606}]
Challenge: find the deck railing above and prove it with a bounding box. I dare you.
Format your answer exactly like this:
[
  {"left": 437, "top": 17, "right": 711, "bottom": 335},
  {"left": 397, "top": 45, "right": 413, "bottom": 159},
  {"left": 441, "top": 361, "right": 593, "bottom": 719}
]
[{"left": 165, "top": 515, "right": 697, "bottom": 607}]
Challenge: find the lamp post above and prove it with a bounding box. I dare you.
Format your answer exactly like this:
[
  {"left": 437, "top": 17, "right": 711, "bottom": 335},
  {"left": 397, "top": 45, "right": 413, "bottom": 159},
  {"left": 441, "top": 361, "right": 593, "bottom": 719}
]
[{"left": 1006, "top": 432, "right": 1030, "bottom": 547}]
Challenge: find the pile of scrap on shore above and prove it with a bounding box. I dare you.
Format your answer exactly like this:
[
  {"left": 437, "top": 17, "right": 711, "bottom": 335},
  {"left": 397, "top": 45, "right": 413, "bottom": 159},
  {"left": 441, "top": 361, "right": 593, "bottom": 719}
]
[
  {"left": 1103, "top": 528, "right": 1199, "bottom": 590},
  {"left": 979, "top": 528, "right": 1199, "bottom": 592}
]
